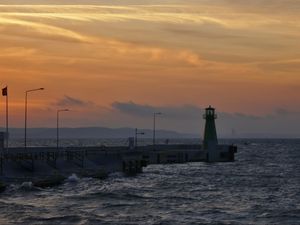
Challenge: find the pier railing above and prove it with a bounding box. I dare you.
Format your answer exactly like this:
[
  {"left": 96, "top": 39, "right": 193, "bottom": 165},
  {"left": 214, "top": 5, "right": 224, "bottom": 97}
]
[{"left": 0, "top": 144, "right": 204, "bottom": 175}]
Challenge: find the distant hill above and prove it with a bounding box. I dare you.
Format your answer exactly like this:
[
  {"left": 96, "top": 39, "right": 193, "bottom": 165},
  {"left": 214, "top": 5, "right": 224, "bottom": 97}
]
[{"left": 0, "top": 127, "right": 198, "bottom": 139}]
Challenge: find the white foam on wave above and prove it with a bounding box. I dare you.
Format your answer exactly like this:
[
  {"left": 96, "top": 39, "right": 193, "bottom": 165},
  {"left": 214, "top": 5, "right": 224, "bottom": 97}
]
[
  {"left": 108, "top": 172, "right": 123, "bottom": 178},
  {"left": 67, "top": 173, "right": 80, "bottom": 183},
  {"left": 20, "top": 181, "right": 33, "bottom": 190}
]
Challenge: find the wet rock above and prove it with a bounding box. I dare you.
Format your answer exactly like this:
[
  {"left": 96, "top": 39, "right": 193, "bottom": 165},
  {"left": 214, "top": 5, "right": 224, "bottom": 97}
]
[
  {"left": 81, "top": 169, "right": 108, "bottom": 179},
  {"left": 0, "top": 181, "right": 6, "bottom": 193},
  {"left": 33, "top": 175, "right": 66, "bottom": 188}
]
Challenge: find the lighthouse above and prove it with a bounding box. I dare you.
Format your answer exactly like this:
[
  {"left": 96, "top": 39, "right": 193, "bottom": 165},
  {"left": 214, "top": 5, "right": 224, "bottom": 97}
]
[
  {"left": 203, "top": 106, "right": 219, "bottom": 162},
  {"left": 203, "top": 106, "right": 218, "bottom": 148}
]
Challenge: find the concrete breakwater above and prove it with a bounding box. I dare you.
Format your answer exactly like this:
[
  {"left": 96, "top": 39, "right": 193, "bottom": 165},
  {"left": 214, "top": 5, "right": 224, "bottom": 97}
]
[
  {"left": 0, "top": 143, "right": 237, "bottom": 188},
  {"left": 0, "top": 106, "right": 237, "bottom": 189}
]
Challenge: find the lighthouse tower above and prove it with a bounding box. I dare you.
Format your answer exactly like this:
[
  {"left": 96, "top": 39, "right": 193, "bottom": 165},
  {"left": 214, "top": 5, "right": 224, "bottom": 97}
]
[{"left": 203, "top": 106, "right": 218, "bottom": 148}]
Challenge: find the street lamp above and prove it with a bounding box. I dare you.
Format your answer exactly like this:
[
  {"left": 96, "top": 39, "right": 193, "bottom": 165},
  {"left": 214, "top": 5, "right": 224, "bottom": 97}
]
[
  {"left": 24, "top": 88, "right": 44, "bottom": 149},
  {"left": 135, "top": 128, "right": 145, "bottom": 148},
  {"left": 153, "top": 112, "right": 162, "bottom": 148},
  {"left": 57, "top": 109, "right": 69, "bottom": 150}
]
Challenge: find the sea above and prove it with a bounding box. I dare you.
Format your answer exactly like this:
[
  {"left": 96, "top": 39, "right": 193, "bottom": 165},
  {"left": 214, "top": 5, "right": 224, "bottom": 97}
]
[{"left": 0, "top": 138, "right": 299, "bottom": 225}]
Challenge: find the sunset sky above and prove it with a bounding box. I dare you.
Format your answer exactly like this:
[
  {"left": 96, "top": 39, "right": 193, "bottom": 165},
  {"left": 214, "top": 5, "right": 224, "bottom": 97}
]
[{"left": 0, "top": 0, "right": 299, "bottom": 137}]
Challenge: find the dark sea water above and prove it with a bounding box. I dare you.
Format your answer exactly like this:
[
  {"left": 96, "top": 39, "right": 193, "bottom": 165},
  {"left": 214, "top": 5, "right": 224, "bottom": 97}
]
[{"left": 0, "top": 139, "right": 299, "bottom": 225}]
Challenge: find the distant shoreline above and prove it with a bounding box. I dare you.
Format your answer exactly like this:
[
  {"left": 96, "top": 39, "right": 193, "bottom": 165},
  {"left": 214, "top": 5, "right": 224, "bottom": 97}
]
[{"left": 1, "top": 127, "right": 299, "bottom": 139}]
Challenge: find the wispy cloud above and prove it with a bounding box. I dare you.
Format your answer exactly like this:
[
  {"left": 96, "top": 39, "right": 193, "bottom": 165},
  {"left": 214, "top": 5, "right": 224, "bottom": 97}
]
[
  {"left": 0, "top": 47, "right": 37, "bottom": 57},
  {"left": 0, "top": 14, "right": 92, "bottom": 43},
  {"left": 0, "top": 4, "right": 289, "bottom": 27},
  {"left": 258, "top": 59, "right": 300, "bottom": 72}
]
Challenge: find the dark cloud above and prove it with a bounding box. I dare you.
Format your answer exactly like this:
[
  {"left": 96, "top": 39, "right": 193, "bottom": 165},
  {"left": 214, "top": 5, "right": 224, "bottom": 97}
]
[
  {"left": 232, "top": 113, "right": 261, "bottom": 120},
  {"left": 112, "top": 101, "right": 265, "bottom": 120},
  {"left": 55, "top": 95, "right": 94, "bottom": 107},
  {"left": 111, "top": 101, "right": 300, "bottom": 137},
  {"left": 112, "top": 101, "right": 202, "bottom": 119},
  {"left": 274, "top": 108, "right": 300, "bottom": 116}
]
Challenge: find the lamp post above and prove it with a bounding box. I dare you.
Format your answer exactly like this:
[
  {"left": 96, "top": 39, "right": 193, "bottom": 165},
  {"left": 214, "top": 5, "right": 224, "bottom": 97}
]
[
  {"left": 135, "top": 128, "right": 145, "bottom": 148},
  {"left": 57, "top": 109, "right": 69, "bottom": 150},
  {"left": 24, "top": 88, "right": 44, "bottom": 149},
  {"left": 153, "top": 112, "right": 162, "bottom": 148}
]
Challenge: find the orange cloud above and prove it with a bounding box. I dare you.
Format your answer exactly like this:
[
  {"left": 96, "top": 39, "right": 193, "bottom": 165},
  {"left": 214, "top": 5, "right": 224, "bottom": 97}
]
[{"left": 0, "top": 2, "right": 299, "bottom": 131}]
